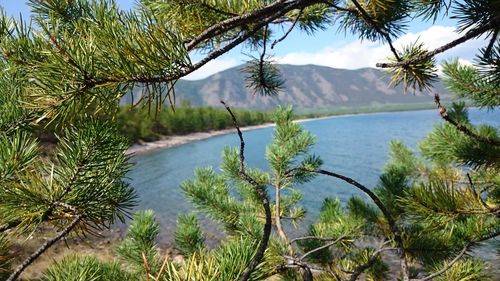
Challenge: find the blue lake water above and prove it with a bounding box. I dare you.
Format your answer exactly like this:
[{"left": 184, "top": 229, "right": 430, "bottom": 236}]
[{"left": 127, "top": 108, "right": 499, "bottom": 244}]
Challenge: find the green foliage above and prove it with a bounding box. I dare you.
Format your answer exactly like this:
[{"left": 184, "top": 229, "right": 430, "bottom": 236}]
[
  {"left": 44, "top": 256, "right": 132, "bottom": 281},
  {"left": 116, "top": 210, "right": 160, "bottom": 275},
  {"left": 175, "top": 213, "right": 206, "bottom": 256},
  {"left": 0, "top": 119, "right": 136, "bottom": 235},
  {"left": 419, "top": 104, "right": 500, "bottom": 168},
  {"left": 181, "top": 167, "right": 244, "bottom": 233},
  {"left": 384, "top": 140, "right": 425, "bottom": 178},
  {"left": 453, "top": 0, "right": 500, "bottom": 34},
  {"left": 212, "top": 237, "right": 271, "bottom": 281},
  {"left": 442, "top": 59, "right": 500, "bottom": 108},
  {"left": 0, "top": 235, "right": 11, "bottom": 280},
  {"left": 388, "top": 40, "right": 438, "bottom": 92},
  {"left": 0, "top": 131, "right": 39, "bottom": 182},
  {"left": 433, "top": 258, "right": 490, "bottom": 281},
  {"left": 244, "top": 57, "right": 285, "bottom": 97},
  {"left": 51, "top": 120, "right": 137, "bottom": 227},
  {"left": 338, "top": 0, "right": 411, "bottom": 40}
]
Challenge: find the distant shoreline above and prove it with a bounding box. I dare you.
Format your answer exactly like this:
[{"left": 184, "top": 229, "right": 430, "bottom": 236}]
[
  {"left": 126, "top": 123, "right": 275, "bottom": 155},
  {"left": 126, "top": 108, "right": 430, "bottom": 155}
]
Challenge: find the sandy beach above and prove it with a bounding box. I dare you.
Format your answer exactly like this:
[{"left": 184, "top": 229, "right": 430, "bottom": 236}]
[
  {"left": 125, "top": 114, "right": 347, "bottom": 155},
  {"left": 126, "top": 123, "right": 277, "bottom": 155}
]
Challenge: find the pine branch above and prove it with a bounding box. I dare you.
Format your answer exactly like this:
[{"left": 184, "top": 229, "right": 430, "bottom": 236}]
[
  {"left": 220, "top": 101, "right": 272, "bottom": 281},
  {"left": 6, "top": 203, "right": 82, "bottom": 281},
  {"left": 313, "top": 168, "right": 410, "bottom": 281},
  {"left": 434, "top": 94, "right": 500, "bottom": 146},
  {"left": 349, "top": 241, "right": 394, "bottom": 281},
  {"left": 86, "top": 1, "right": 297, "bottom": 91},
  {"left": 377, "top": 14, "right": 500, "bottom": 68},
  {"left": 185, "top": 0, "right": 317, "bottom": 51},
  {"left": 350, "top": 0, "right": 401, "bottom": 61}
]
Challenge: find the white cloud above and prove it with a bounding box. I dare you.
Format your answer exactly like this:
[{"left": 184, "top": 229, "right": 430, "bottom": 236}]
[
  {"left": 181, "top": 25, "right": 486, "bottom": 80},
  {"left": 276, "top": 25, "right": 486, "bottom": 69},
  {"left": 183, "top": 58, "right": 240, "bottom": 80}
]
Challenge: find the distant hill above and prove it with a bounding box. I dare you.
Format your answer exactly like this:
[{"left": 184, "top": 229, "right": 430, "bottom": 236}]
[{"left": 124, "top": 64, "right": 450, "bottom": 110}]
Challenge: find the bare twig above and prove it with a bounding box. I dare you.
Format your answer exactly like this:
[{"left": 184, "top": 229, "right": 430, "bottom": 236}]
[
  {"left": 220, "top": 101, "right": 272, "bottom": 281},
  {"left": 271, "top": 8, "right": 304, "bottom": 49},
  {"left": 319, "top": 0, "right": 357, "bottom": 13},
  {"left": 155, "top": 255, "right": 169, "bottom": 280},
  {"left": 376, "top": 15, "right": 500, "bottom": 68},
  {"left": 142, "top": 252, "right": 151, "bottom": 281},
  {"left": 313, "top": 168, "right": 410, "bottom": 281},
  {"left": 467, "top": 173, "right": 491, "bottom": 211},
  {"left": 300, "top": 235, "right": 345, "bottom": 260},
  {"left": 434, "top": 94, "right": 500, "bottom": 146},
  {"left": 290, "top": 235, "right": 345, "bottom": 244},
  {"left": 6, "top": 212, "right": 82, "bottom": 281}
]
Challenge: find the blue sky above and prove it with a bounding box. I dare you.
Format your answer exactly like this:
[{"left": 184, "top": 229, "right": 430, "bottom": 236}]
[{"left": 0, "top": 1, "right": 485, "bottom": 80}]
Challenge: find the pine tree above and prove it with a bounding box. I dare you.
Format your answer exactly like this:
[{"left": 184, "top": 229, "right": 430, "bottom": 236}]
[{"left": 0, "top": 0, "right": 498, "bottom": 280}]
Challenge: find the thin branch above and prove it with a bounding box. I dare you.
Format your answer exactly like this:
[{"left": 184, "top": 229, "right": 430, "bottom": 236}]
[
  {"left": 185, "top": 0, "right": 315, "bottom": 51},
  {"left": 484, "top": 27, "right": 499, "bottom": 58},
  {"left": 319, "top": 0, "right": 357, "bottom": 13},
  {"left": 376, "top": 15, "right": 500, "bottom": 68},
  {"left": 271, "top": 8, "right": 304, "bottom": 49},
  {"left": 289, "top": 235, "right": 345, "bottom": 244},
  {"left": 220, "top": 101, "right": 272, "bottom": 281},
  {"left": 434, "top": 94, "right": 500, "bottom": 146},
  {"left": 142, "top": 252, "right": 151, "bottom": 281},
  {"left": 155, "top": 255, "right": 169, "bottom": 280},
  {"left": 197, "top": 2, "right": 238, "bottom": 17},
  {"left": 411, "top": 231, "right": 500, "bottom": 281},
  {"left": 300, "top": 235, "right": 345, "bottom": 260},
  {"left": 412, "top": 244, "right": 469, "bottom": 281},
  {"left": 467, "top": 173, "right": 490, "bottom": 211},
  {"left": 350, "top": 0, "right": 401, "bottom": 61},
  {"left": 313, "top": 168, "right": 410, "bottom": 281},
  {"left": 6, "top": 213, "right": 82, "bottom": 281},
  {"left": 284, "top": 255, "right": 341, "bottom": 281}
]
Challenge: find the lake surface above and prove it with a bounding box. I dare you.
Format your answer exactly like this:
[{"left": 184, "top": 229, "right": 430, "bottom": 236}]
[{"left": 127, "top": 108, "right": 499, "bottom": 244}]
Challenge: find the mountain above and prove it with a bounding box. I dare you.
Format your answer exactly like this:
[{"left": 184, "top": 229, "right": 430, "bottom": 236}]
[{"left": 126, "top": 64, "right": 450, "bottom": 110}]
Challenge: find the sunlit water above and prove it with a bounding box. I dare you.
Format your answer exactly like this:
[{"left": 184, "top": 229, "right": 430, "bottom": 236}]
[{"left": 127, "top": 108, "right": 499, "bottom": 258}]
